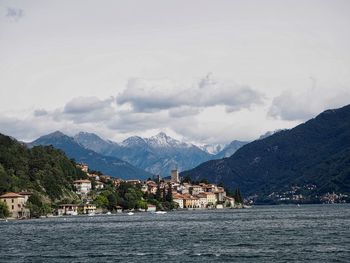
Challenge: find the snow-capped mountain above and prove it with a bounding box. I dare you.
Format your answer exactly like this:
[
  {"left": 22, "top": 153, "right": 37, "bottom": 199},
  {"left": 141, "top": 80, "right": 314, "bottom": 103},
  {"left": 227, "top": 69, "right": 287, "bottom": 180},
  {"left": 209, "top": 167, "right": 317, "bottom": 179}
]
[
  {"left": 200, "top": 144, "right": 226, "bottom": 155},
  {"left": 72, "top": 131, "right": 250, "bottom": 177},
  {"left": 214, "top": 140, "right": 249, "bottom": 159},
  {"left": 74, "top": 132, "right": 213, "bottom": 176}
]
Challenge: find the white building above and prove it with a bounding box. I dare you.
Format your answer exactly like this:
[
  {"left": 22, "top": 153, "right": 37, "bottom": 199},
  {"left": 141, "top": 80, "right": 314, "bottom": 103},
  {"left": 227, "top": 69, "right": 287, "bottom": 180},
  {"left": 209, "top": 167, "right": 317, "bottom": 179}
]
[
  {"left": 173, "top": 193, "right": 184, "bottom": 209},
  {"left": 57, "top": 204, "right": 78, "bottom": 216},
  {"left": 73, "top": 180, "right": 92, "bottom": 195}
]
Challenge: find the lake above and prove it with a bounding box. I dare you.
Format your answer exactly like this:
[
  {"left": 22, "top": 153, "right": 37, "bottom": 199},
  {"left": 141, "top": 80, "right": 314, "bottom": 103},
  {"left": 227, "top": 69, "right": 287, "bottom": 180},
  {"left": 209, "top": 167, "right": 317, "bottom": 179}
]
[{"left": 1, "top": 204, "right": 349, "bottom": 262}]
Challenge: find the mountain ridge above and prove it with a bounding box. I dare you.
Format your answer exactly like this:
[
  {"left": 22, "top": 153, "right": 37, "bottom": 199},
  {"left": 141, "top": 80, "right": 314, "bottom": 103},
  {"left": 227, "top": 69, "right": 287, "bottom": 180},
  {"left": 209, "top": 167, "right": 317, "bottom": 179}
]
[
  {"left": 29, "top": 132, "right": 152, "bottom": 180},
  {"left": 181, "top": 104, "right": 350, "bottom": 200}
]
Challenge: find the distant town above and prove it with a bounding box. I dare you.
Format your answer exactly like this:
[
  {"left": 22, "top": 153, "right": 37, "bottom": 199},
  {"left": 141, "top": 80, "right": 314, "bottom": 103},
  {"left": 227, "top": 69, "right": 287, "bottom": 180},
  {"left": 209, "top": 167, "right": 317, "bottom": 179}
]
[{"left": 0, "top": 163, "right": 241, "bottom": 219}]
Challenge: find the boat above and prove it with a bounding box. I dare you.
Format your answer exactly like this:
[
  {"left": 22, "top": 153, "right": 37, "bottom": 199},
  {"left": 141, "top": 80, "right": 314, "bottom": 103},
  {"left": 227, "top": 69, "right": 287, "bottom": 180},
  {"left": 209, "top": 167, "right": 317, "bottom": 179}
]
[
  {"left": 154, "top": 211, "right": 167, "bottom": 214},
  {"left": 127, "top": 212, "right": 134, "bottom": 215},
  {"left": 106, "top": 211, "right": 112, "bottom": 215}
]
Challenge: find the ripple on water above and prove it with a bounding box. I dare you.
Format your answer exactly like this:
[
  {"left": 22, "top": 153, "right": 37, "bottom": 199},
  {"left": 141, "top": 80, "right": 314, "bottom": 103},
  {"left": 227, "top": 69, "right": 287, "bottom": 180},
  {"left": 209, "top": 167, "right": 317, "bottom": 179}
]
[{"left": 0, "top": 204, "right": 350, "bottom": 263}]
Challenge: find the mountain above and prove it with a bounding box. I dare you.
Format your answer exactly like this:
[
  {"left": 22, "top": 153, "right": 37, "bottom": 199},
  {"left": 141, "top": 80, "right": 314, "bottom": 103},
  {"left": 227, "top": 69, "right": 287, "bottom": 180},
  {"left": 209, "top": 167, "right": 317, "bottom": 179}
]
[
  {"left": 200, "top": 144, "right": 226, "bottom": 155},
  {"left": 181, "top": 104, "right": 350, "bottom": 199},
  {"left": 0, "top": 132, "right": 86, "bottom": 200},
  {"left": 214, "top": 140, "right": 249, "bottom": 159},
  {"left": 29, "top": 131, "right": 152, "bottom": 180},
  {"left": 75, "top": 132, "right": 213, "bottom": 176}
]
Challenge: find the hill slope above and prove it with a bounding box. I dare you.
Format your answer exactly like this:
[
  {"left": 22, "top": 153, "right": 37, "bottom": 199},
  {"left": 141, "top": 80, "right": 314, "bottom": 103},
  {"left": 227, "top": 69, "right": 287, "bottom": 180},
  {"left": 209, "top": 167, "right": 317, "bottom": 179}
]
[
  {"left": 0, "top": 133, "right": 86, "bottom": 200},
  {"left": 181, "top": 105, "right": 350, "bottom": 198},
  {"left": 30, "top": 131, "right": 152, "bottom": 180}
]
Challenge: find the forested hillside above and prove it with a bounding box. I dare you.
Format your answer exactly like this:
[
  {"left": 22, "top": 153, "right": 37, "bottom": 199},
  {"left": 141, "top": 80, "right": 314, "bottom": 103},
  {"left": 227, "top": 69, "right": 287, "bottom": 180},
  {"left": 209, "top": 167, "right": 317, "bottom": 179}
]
[{"left": 0, "top": 133, "right": 86, "bottom": 201}]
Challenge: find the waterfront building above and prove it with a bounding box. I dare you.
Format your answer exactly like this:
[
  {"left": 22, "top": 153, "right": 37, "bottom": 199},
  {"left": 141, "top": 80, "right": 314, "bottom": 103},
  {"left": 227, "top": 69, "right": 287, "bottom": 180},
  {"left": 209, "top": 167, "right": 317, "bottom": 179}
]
[
  {"left": 214, "top": 187, "right": 226, "bottom": 202},
  {"left": 196, "top": 193, "right": 209, "bottom": 208},
  {"left": 57, "top": 204, "right": 79, "bottom": 216},
  {"left": 79, "top": 204, "right": 96, "bottom": 214},
  {"left": 0, "top": 192, "right": 30, "bottom": 218},
  {"left": 203, "top": 192, "right": 217, "bottom": 206},
  {"left": 173, "top": 193, "right": 184, "bottom": 209},
  {"left": 224, "top": 196, "right": 235, "bottom": 207}
]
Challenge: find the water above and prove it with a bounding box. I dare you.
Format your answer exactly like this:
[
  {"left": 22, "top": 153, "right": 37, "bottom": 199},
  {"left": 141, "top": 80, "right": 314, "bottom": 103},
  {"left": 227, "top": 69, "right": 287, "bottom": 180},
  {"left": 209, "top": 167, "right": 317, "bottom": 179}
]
[{"left": 1, "top": 204, "right": 349, "bottom": 262}]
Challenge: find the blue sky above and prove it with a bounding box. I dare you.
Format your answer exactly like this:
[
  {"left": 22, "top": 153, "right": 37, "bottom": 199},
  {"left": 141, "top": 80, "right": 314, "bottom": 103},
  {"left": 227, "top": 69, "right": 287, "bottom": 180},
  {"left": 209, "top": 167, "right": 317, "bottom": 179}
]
[{"left": 0, "top": 0, "right": 349, "bottom": 144}]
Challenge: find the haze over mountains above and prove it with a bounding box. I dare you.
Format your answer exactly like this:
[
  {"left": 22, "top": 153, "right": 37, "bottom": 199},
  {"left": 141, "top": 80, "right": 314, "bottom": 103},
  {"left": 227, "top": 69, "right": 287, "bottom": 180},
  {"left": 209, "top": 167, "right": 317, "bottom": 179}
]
[
  {"left": 181, "top": 104, "right": 350, "bottom": 199},
  {"left": 29, "top": 131, "right": 248, "bottom": 178}
]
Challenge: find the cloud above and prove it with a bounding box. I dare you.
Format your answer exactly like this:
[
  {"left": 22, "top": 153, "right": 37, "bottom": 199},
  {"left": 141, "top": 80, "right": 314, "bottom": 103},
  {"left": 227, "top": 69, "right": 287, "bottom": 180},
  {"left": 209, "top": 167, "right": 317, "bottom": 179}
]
[
  {"left": 33, "top": 109, "right": 48, "bottom": 117},
  {"left": 168, "top": 106, "right": 200, "bottom": 118},
  {"left": 268, "top": 86, "right": 350, "bottom": 121},
  {"left": 62, "top": 96, "right": 115, "bottom": 123},
  {"left": 117, "top": 74, "right": 264, "bottom": 113},
  {"left": 5, "top": 7, "right": 24, "bottom": 22}
]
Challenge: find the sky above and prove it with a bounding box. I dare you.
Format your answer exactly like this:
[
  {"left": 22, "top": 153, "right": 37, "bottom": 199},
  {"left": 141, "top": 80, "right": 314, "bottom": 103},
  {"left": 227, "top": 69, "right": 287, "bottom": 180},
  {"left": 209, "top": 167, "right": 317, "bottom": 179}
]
[{"left": 0, "top": 0, "right": 349, "bottom": 145}]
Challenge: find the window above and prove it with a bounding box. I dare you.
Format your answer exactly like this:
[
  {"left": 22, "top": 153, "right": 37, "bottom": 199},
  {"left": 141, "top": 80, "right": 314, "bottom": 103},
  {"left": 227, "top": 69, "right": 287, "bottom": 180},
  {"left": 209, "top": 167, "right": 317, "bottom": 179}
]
[
  {"left": 12, "top": 199, "right": 14, "bottom": 203},
  {"left": 12, "top": 205, "right": 14, "bottom": 210}
]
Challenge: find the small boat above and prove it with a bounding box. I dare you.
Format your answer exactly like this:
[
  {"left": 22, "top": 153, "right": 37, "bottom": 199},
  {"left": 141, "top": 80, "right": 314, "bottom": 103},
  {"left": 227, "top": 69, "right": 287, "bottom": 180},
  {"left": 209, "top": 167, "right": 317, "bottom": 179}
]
[
  {"left": 106, "top": 211, "right": 112, "bottom": 215},
  {"left": 154, "top": 211, "right": 167, "bottom": 214},
  {"left": 127, "top": 212, "right": 134, "bottom": 215}
]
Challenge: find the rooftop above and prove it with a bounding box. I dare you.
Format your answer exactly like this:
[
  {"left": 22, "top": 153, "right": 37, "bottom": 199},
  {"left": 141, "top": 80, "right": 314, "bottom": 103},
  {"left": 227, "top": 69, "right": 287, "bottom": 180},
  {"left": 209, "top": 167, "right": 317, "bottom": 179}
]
[{"left": 0, "top": 192, "right": 24, "bottom": 198}]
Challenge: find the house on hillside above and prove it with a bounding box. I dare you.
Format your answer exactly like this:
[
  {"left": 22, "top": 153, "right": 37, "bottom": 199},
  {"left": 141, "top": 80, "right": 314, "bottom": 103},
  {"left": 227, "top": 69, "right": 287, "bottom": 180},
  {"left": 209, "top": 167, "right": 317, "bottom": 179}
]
[{"left": 73, "top": 180, "right": 92, "bottom": 195}]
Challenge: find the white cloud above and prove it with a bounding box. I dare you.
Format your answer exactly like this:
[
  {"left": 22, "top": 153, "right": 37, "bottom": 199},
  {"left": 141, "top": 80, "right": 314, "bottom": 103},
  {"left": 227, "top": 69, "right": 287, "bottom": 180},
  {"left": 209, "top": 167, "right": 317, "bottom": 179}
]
[
  {"left": 268, "top": 86, "right": 350, "bottom": 121},
  {"left": 117, "top": 74, "right": 264, "bottom": 113}
]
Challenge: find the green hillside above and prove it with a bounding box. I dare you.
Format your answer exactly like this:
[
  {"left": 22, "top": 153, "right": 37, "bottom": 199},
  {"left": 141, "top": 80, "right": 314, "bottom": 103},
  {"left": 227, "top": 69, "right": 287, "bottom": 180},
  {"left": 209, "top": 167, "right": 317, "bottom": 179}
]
[{"left": 0, "top": 133, "right": 87, "bottom": 201}]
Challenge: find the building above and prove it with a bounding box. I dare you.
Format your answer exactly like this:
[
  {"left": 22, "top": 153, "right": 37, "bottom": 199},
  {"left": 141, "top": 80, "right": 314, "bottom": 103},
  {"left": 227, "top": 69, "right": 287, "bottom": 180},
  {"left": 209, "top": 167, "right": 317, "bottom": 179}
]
[
  {"left": 77, "top": 163, "right": 88, "bottom": 173},
  {"left": 79, "top": 204, "right": 96, "bottom": 214},
  {"left": 202, "top": 192, "right": 216, "bottom": 207},
  {"left": 183, "top": 194, "right": 200, "bottom": 208},
  {"left": 224, "top": 196, "right": 235, "bottom": 207},
  {"left": 190, "top": 185, "right": 204, "bottom": 195},
  {"left": 173, "top": 193, "right": 184, "bottom": 209},
  {"left": 95, "top": 181, "right": 104, "bottom": 190},
  {"left": 0, "top": 192, "right": 30, "bottom": 218},
  {"left": 196, "top": 193, "right": 209, "bottom": 208},
  {"left": 57, "top": 204, "right": 78, "bottom": 216},
  {"left": 214, "top": 187, "right": 226, "bottom": 203},
  {"left": 171, "top": 169, "right": 180, "bottom": 183},
  {"left": 73, "top": 180, "right": 92, "bottom": 195}
]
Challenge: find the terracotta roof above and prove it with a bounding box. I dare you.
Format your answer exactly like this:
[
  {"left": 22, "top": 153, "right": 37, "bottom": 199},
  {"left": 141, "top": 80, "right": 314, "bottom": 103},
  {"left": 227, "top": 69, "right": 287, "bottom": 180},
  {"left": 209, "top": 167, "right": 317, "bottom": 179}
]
[
  {"left": 73, "top": 179, "right": 91, "bottom": 183},
  {"left": 19, "top": 191, "right": 33, "bottom": 195},
  {"left": 0, "top": 192, "right": 24, "bottom": 198}
]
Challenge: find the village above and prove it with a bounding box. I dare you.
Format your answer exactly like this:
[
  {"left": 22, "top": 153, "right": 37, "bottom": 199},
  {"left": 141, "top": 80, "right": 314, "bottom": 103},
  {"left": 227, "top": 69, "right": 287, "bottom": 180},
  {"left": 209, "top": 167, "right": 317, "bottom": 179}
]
[{"left": 0, "top": 163, "right": 238, "bottom": 219}]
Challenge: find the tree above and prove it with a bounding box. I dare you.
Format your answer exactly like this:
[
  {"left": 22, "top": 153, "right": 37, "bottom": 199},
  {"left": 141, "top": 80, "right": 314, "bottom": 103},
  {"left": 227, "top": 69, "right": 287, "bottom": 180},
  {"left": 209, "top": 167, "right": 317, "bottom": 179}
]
[
  {"left": 0, "top": 200, "right": 10, "bottom": 218},
  {"left": 166, "top": 183, "right": 173, "bottom": 202},
  {"left": 162, "top": 186, "right": 166, "bottom": 202},
  {"left": 156, "top": 181, "right": 161, "bottom": 201},
  {"left": 27, "top": 193, "right": 51, "bottom": 218},
  {"left": 94, "top": 195, "right": 108, "bottom": 208},
  {"left": 234, "top": 187, "right": 243, "bottom": 204}
]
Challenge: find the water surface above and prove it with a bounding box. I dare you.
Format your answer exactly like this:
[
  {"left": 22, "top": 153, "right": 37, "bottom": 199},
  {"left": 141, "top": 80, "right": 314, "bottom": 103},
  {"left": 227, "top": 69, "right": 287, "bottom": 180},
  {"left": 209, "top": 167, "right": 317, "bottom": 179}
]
[{"left": 1, "top": 204, "right": 349, "bottom": 262}]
